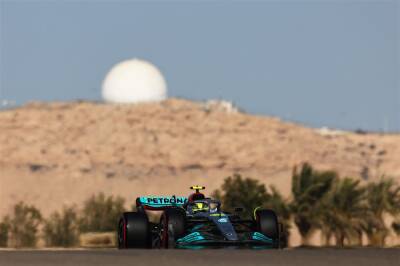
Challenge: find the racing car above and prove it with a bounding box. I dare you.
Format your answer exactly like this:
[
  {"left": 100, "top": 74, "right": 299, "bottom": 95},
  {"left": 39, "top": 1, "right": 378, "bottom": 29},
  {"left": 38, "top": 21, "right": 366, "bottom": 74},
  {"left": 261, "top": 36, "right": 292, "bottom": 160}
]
[{"left": 117, "top": 186, "right": 281, "bottom": 249}]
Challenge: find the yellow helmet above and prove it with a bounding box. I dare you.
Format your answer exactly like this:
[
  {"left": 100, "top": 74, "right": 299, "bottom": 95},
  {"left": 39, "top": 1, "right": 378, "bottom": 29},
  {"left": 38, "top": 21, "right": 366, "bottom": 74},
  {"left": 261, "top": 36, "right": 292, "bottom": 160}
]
[{"left": 192, "top": 202, "right": 209, "bottom": 213}]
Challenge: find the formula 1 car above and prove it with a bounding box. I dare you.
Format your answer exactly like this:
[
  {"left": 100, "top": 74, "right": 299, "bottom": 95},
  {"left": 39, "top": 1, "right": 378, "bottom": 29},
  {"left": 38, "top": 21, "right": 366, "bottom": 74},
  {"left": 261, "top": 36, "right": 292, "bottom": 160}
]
[{"left": 117, "top": 186, "right": 281, "bottom": 249}]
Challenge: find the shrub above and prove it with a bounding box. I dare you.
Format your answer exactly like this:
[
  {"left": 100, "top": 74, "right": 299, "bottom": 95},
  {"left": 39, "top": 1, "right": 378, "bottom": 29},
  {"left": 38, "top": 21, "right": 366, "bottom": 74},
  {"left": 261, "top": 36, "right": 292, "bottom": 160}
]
[
  {"left": 212, "top": 174, "right": 270, "bottom": 218},
  {"left": 0, "top": 218, "right": 10, "bottom": 247},
  {"left": 79, "top": 193, "right": 126, "bottom": 232},
  {"left": 8, "top": 202, "right": 42, "bottom": 247},
  {"left": 43, "top": 206, "right": 79, "bottom": 247}
]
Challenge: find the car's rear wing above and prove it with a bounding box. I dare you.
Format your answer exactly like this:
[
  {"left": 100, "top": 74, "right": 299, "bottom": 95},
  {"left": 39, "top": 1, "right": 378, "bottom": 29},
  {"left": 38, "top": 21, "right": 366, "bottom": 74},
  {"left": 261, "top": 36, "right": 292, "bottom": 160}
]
[{"left": 136, "top": 196, "right": 188, "bottom": 210}]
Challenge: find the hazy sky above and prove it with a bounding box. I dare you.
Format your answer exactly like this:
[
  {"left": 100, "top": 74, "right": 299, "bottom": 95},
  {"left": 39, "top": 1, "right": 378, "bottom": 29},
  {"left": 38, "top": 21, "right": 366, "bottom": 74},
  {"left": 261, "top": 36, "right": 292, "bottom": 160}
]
[{"left": 1, "top": 1, "right": 399, "bottom": 132}]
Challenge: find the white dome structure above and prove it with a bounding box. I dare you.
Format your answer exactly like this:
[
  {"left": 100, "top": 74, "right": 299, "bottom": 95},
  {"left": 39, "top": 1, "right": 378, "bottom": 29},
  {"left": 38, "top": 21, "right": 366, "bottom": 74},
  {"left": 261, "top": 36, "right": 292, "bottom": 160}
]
[{"left": 102, "top": 59, "right": 167, "bottom": 103}]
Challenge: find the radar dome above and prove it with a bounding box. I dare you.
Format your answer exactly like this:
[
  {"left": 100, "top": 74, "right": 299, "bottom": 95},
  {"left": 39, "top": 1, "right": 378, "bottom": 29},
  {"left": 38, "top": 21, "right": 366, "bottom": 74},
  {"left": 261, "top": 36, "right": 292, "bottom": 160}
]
[{"left": 102, "top": 59, "right": 167, "bottom": 103}]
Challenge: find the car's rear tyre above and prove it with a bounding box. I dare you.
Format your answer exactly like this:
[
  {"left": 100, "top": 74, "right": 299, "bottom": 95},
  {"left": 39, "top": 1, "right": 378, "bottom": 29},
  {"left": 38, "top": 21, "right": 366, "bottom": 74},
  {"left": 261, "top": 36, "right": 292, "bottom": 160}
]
[
  {"left": 118, "top": 212, "right": 150, "bottom": 249},
  {"left": 255, "top": 209, "right": 280, "bottom": 248},
  {"left": 160, "top": 208, "right": 186, "bottom": 248}
]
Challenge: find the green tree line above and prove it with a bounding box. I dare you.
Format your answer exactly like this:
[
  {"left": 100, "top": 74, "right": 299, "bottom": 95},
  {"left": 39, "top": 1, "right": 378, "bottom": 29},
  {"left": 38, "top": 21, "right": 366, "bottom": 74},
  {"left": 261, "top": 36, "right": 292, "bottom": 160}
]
[{"left": 214, "top": 163, "right": 400, "bottom": 247}]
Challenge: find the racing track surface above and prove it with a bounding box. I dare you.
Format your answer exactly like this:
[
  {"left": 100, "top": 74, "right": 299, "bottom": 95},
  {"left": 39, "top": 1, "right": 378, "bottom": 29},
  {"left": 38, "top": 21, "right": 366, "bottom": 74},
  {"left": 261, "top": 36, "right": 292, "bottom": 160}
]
[{"left": 0, "top": 248, "right": 399, "bottom": 266}]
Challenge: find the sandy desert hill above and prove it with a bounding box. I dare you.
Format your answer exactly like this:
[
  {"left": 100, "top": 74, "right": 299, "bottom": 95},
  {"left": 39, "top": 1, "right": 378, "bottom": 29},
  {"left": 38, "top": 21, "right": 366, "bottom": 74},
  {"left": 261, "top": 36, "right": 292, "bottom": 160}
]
[{"left": 1, "top": 99, "right": 399, "bottom": 226}]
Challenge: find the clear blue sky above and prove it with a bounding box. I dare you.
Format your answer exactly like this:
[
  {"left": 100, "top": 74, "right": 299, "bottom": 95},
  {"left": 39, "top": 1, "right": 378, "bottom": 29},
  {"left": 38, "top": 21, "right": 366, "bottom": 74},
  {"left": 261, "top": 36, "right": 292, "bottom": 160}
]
[{"left": 1, "top": 1, "right": 399, "bottom": 132}]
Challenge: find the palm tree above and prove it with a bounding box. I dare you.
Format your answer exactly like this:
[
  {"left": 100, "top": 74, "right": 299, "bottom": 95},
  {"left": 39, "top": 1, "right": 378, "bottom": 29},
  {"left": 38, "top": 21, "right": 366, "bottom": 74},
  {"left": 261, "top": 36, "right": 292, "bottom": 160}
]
[
  {"left": 364, "top": 178, "right": 400, "bottom": 246},
  {"left": 290, "top": 163, "right": 337, "bottom": 245},
  {"left": 319, "top": 178, "right": 367, "bottom": 246}
]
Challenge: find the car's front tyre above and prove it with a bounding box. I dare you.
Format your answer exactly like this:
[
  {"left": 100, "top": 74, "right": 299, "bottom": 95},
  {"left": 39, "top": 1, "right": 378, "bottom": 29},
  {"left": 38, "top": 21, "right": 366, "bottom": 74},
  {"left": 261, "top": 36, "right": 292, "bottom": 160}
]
[
  {"left": 255, "top": 209, "right": 280, "bottom": 248},
  {"left": 118, "top": 212, "right": 150, "bottom": 249}
]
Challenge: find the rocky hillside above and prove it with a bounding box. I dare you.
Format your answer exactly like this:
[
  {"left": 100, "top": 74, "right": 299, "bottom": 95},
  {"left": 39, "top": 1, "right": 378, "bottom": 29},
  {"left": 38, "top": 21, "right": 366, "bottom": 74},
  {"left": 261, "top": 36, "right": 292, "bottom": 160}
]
[{"left": 1, "top": 99, "right": 399, "bottom": 222}]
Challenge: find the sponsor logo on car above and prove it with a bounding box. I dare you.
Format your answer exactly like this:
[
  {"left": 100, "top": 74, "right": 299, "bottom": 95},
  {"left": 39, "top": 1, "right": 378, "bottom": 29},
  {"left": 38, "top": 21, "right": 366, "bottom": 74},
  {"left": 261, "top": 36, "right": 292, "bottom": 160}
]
[{"left": 141, "top": 197, "right": 188, "bottom": 205}]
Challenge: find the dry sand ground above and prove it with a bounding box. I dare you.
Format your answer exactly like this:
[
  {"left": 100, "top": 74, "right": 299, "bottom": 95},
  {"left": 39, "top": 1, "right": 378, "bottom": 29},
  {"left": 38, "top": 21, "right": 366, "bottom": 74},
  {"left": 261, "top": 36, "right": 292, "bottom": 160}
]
[{"left": 1, "top": 99, "right": 399, "bottom": 246}]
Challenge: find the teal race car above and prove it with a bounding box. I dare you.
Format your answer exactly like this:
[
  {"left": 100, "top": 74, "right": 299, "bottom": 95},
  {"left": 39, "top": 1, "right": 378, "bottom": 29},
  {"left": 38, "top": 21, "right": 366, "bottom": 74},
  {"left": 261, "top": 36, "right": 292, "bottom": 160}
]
[{"left": 118, "top": 186, "right": 281, "bottom": 249}]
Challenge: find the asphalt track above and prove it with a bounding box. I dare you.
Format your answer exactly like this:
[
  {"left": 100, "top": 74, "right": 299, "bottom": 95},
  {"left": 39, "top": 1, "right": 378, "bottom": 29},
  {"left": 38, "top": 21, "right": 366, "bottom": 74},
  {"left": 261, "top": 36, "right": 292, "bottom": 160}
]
[{"left": 0, "top": 248, "right": 399, "bottom": 266}]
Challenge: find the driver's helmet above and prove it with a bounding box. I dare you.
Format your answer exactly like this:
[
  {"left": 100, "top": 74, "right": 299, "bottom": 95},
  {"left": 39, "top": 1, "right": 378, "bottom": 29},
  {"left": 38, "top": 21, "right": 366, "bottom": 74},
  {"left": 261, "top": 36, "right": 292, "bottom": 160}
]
[{"left": 192, "top": 202, "right": 209, "bottom": 213}]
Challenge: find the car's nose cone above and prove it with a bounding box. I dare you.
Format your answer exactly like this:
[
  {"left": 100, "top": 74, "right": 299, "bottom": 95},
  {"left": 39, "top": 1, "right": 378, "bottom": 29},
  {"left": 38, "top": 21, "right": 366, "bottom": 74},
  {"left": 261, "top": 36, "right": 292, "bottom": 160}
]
[{"left": 224, "top": 232, "right": 239, "bottom": 241}]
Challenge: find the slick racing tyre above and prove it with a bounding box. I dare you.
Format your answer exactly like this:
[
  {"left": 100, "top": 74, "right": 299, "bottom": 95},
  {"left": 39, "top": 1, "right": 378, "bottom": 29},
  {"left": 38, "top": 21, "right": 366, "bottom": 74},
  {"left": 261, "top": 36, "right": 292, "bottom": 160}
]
[
  {"left": 255, "top": 209, "right": 280, "bottom": 248},
  {"left": 160, "top": 208, "right": 186, "bottom": 248},
  {"left": 118, "top": 212, "right": 150, "bottom": 249}
]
